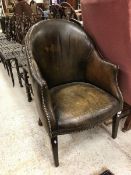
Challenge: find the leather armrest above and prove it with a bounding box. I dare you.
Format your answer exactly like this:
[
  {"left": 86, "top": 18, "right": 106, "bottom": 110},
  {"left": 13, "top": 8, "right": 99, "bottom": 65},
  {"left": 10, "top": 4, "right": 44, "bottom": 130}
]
[
  {"left": 32, "top": 60, "right": 57, "bottom": 134},
  {"left": 86, "top": 49, "right": 123, "bottom": 109},
  {"left": 30, "top": 59, "right": 46, "bottom": 87},
  {"left": 25, "top": 38, "right": 57, "bottom": 134}
]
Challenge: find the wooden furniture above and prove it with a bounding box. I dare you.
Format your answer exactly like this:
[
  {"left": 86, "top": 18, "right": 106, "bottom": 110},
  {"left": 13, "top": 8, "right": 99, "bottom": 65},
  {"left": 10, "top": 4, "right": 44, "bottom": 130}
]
[
  {"left": 75, "top": 9, "right": 82, "bottom": 20},
  {"left": 66, "top": 0, "right": 77, "bottom": 9},
  {"left": 122, "top": 105, "right": 131, "bottom": 131},
  {"left": 0, "top": 36, "right": 33, "bottom": 102},
  {"left": 123, "top": 115, "right": 131, "bottom": 131},
  {"left": 25, "top": 19, "right": 123, "bottom": 166},
  {"left": 61, "top": 2, "right": 78, "bottom": 19}
]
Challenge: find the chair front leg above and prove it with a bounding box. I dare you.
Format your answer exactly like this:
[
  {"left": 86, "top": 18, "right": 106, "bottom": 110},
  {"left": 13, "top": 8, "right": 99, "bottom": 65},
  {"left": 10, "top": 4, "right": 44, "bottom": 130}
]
[
  {"left": 112, "top": 111, "right": 122, "bottom": 139},
  {"left": 51, "top": 136, "right": 59, "bottom": 167}
]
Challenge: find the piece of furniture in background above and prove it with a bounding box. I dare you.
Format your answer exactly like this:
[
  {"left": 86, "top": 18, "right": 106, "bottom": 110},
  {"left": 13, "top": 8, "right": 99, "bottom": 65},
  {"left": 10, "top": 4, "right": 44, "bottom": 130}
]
[
  {"left": 100, "top": 170, "right": 114, "bottom": 175},
  {"left": 0, "top": 34, "right": 33, "bottom": 102},
  {"left": 21, "top": 66, "right": 33, "bottom": 102},
  {"left": 0, "top": 41, "right": 23, "bottom": 87},
  {"left": 0, "top": 16, "right": 6, "bottom": 33},
  {"left": 81, "top": 0, "right": 131, "bottom": 131},
  {"left": 74, "top": 9, "right": 82, "bottom": 21},
  {"left": 52, "top": 0, "right": 80, "bottom": 9},
  {"left": 49, "top": 3, "right": 78, "bottom": 20},
  {"left": 25, "top": 19, "right": 123, "bottom": 166},
  {"left": 1, "top": 0, "right": 14, "bottom": 16},
  {"left": 122, "top": 104, "right": 131, "bottom": 131},
  {"left": 50, "top": 4, "right": 64, "bottom": 18},
  {"left": 61, "top": 2, "right": 78, "bottom": 19},
  {"left": 14, "top": 0, "right": 32, "bottom": 17},
  {"left": 124, "top": 115, "right": 131, "bottom": 131},
  {"left": 66, "top": 0, "right": 77, "bottom": 9}
]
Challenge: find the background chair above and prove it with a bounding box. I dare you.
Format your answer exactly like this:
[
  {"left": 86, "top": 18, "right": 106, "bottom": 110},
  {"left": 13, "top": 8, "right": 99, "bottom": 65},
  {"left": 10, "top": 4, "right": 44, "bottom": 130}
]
[
  {"left": 25, "top": 19, "right": 123, "bottom": 167},
  {"left": 49, "top": 4, "right": 64, "bottom": 18},
  {"left": 61, "top": 2, "right": 78, "bottom": 20}
]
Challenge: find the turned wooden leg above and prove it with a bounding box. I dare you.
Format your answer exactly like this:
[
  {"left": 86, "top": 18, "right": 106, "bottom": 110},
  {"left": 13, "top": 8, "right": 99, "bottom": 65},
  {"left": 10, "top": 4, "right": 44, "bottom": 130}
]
[
  {"left": 7, "top": 59, "right": 15, "bottom": 87},
  {"left": 38, "top": 118, "right": 43, "bottom": 126},
  {"left": 14, "top": 59, "right": 23, "bottom": 87},
  {"left": 122, "top": 113, "right": 131, "bottom": 132},
  {"left": 5, "top": 62, "right": 10, "bottom": 76},
  {"left": 51, "top": 136, "right": 59, "bottom": 167},
  {"left": 112, "top": 111, "right": 121, "bottom": 139},
  {"left": 23, "top": 69, "right": 32, "bottom": 102}
]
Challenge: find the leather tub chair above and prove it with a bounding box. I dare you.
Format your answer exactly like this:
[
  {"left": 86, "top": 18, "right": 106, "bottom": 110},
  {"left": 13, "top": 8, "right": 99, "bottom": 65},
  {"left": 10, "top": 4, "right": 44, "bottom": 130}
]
[{"left": 25, "top": 19, "right": 123, "bottom": 167}]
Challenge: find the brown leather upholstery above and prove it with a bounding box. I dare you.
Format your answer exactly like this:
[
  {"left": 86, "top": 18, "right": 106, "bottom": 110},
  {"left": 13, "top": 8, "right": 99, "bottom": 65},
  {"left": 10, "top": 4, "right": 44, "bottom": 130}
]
[
  {"left": 51, "top": 82, "right": 120, "bottom": 134},
  {"left": 25, "top": 19, "right": 123, "bottom": 166},
  {"left": 31, "top": 20, "right": 90, "bottom": 88}
]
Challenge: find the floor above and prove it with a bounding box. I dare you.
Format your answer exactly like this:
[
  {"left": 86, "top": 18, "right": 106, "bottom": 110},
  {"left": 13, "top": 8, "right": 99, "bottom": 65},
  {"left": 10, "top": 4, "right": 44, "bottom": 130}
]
[{"left": 0, "top": 63, "right": 131, "bottom": 175}]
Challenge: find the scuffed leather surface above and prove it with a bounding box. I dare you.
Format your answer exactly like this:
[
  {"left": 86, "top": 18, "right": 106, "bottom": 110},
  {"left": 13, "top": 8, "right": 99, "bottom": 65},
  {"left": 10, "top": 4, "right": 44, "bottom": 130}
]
[
  {"left": 31, "top": 20, "right": 91, "bottom": 88},
  {"left": 50, "top": 82, "right": 120, "bottom": 133},
  {"left": 86, "top": 49, "right": 123, "bottom": 109},
  {"left": 25, "top": 19, "right": 123, "bottom": 136},
  {"left": 24, "top": 44, "right": 57, "bottom": 136}
]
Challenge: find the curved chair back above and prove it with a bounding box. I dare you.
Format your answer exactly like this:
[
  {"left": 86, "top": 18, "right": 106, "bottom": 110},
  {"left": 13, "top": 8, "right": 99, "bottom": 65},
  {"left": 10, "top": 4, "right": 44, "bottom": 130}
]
[
  {"left": 61, "top": 2, "right": 78, "bottom": 20},
  {"left": 27, "top": 19, "right": 92, "bottom": 88}
]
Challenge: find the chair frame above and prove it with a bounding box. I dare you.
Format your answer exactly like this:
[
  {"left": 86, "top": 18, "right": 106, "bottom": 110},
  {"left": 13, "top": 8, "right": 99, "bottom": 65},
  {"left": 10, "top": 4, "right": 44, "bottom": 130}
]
[{"left": 25, "top": 20, "right": 123, "bottom": 167}]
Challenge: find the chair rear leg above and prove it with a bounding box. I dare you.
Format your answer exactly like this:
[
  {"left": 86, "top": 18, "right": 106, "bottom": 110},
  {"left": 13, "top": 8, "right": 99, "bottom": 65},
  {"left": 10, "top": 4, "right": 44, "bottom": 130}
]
[
  {"left": 112, "top": 111, "right": 121, "bottom": 139},
  {"left": 7, "top": 60, "right": 15, "bottom": 87},
  {"left": 5, "top": 62, "right": 10, "bottom": 76},
  {"left": 38, "top": 118, "right": 43, "bottom": 126},
  {"left": 14, "top": 59, "right": 23, "bottom": 87},
  {"left": 51, "top": 136, "right": 59, "bottom": 167}
]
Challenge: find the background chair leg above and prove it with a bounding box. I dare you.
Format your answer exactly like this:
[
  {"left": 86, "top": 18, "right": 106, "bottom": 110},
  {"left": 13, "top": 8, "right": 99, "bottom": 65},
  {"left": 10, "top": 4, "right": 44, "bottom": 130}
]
[
  {"left": 51, "top": 136, "right": 59, "bottom": 167},
  {"left": 112, "top": 111, "right": 121, "bottom": 139},
  {"left": 38, "top": 118, "right": 43, "bottom": 126},
  {"left": 122, "top": 114, "right": 131, "bottom": 132},
  {"left": 7, "top": 60, "right": 15, "bottom": 87},
  {"left": 5, "top": 62, "right": 10, "bottom": 76},
  {"left": 14, "top": 59, "right": 23, "bottom": 87},
  {"left": 23, "top": 69, "right": 32, "bottom": 102}
]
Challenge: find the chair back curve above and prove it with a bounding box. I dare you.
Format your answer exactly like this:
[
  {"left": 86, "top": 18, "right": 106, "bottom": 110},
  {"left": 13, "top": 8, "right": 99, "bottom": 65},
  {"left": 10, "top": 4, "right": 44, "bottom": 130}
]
[{"left": 25, "top": 19, "right": 92, "bottom": 88}]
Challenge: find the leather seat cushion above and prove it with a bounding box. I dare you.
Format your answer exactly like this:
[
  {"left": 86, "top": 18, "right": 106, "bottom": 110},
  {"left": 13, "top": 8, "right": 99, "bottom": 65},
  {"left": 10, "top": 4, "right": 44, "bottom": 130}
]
[{"left": 50, "top": 82, "right": 120, "bottom": 133}]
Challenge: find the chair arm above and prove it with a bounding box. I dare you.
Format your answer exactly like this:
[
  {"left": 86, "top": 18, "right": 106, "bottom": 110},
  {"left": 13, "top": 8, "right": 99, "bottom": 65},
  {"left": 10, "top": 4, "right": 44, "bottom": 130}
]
[
  {"left": 86, "top": 49, "right": 123, "bottom": 109},
  {"left": 25, "top": 41, "right": 57, "bottom": 135}
]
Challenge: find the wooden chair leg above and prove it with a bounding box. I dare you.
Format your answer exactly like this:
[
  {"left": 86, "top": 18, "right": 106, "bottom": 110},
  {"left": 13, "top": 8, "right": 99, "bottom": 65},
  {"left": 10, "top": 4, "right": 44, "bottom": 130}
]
[
  {"left": 51, "top": 136, "right": 59, "bottom": 167},
  {"left": 122, "top": 114, "right": 131, "bottom": 132},
  {"left": 5, "top": 62, "right": 10, "bottom": 76},
  {"left": 14, "top": 59, "right": 23, "bottom": 87},
  {"left": 112, "top": 111, "right": 121, "bottom": 139},
  {"left": 7, "top": 59, "right": 15, "bottom": 87},
  {"left": 23, "top": 69, "right": 32, "bottom": 102},
  {"left": 38, "top": 118, "right": 43, "bottom": 126}
]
